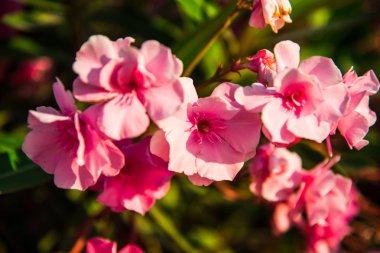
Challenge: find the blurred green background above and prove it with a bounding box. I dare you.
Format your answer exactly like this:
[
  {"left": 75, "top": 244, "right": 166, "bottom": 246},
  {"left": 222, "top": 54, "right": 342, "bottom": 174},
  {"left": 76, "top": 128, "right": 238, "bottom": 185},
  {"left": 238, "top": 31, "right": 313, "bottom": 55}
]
[{"left": 0, "top": 0, "right": 380, "bottom": 252}]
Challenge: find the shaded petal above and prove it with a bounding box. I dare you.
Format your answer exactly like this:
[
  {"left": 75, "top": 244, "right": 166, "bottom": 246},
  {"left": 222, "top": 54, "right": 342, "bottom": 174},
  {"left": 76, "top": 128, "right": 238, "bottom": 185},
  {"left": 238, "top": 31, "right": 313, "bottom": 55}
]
[
  {"left": 53, "top": 80, "right": 76, "bottom": 115},
  {"left": 150, "top": 130, "right": 170, "bottom": 162},
  {"left": 338, "top": 111, "right": 371, "bottom": 150},
  {"left": 219, "top": 110, "right": 261, "bottom": 157},
  {"left": 83, "top": 94, "right": 150, "bottom": 140},
  {"left": 73, "top": 35, "right": 117, "bottom": 84},
  {"left": 234, "top": 83, "right": 277, "bottom": 112},
  {"left": 188, "top": 173, "right": 213, "bottom": 186},
  {"left": 140, "top": 40, "right": 183, "bottom": 84},
  {"left": 73, "top": 77, "right": 118, "bottom": 102},
  {"left": 140, "top": 77, "right": 184, "bottom": 121}
]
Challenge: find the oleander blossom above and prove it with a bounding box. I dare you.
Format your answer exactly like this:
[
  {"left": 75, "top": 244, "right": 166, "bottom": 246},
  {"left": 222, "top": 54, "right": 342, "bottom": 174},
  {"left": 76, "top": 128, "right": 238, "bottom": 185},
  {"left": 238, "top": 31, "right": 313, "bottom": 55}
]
[
  {"left": 271, "top": 157, "right": 359, "bottom": 253},
  {"left": 157, "top": 82, "right": 262, "bottom": 184},
  {"left": 87, "top": 237, "right": 143, "bottom": 253},
  {"left": 97, "top": 136, "right": 173, "bottom": 215},
  {"left": 249, "top": 144, "right": 303, "bottom": 202},
  {"left": 236, "top": 40, "right": 349, "bottom": 145},
  {"left": 73, "top": 35, "right": 188, "bottom": 140},
  {"left": 335, "top": 68, "right": 379, "bottom": 150},
  {"left": 22, "top": 81, "right": 124, "bottom": 190},
  {"left": 249, "top": 0, "right": 292, "bottom": 33}
]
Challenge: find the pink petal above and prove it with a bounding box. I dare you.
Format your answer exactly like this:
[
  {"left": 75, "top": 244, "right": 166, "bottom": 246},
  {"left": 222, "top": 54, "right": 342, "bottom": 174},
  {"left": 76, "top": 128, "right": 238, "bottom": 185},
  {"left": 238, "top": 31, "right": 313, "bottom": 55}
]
[
  {"left": 338, "top": 111, "right": 371, "bottom": 150},
  {"left": 192, "top": 97, "right": 239, "bottom": 121},
  {"left": 286, "top": 114, "right": 330, "bottom": 143},
  {"left": 73, "top": 78, "right": 119, "bottom": 102},
  {"left": 73, "top": 35, "right": 117, "bottom": 84},
  {"left": 219, "top": 110, "right": 261, "bottom": 157},
  {"left": 140, "top": 40, "right": 182, "bottom": 85},
  {"left": 261, "top": 99, "right": 295, "bottom": 144},
  {"left": 211, "top": 82, "right": 240, "bottom": 107},
  {"left": 274, "top": 40, "right": 300, "bottom": 71},
  {"left": 119, "top": 244, "right": 144, "bottom": 253},
  {"left": 140, "top": 77, "right": 184, "bottom": 121},
  {"left": 249, "top": 0, "right": 266, "bottom": 29},
  {"left": 150, "top": 130, "right": 170, "bottom": 162},
  {"left": 86, "top": 238, "right": 117, "bottom": 253},
  {"left": 83, "top": 94, "right": 150, "bottom": 140},
  {"left": 299, "top": 56, "right": 342, "bottom": 88},
  {"left": 53, "top": 80, "right": 76, "bottom": 115},
  {"left": 82, "top": 123, "right": 125, "bottom": 177},
  {"left": 317, "top": 83, "right": 349, "bottom": 124},
  {"left": 234, "top": 83, "right": 277, "bottom": 112},
  {"left": 166, "top": 128, "right": 197, "bottom": 176},
  {"left": 188, "top": 173, "right": 213, "bottom": 186}
]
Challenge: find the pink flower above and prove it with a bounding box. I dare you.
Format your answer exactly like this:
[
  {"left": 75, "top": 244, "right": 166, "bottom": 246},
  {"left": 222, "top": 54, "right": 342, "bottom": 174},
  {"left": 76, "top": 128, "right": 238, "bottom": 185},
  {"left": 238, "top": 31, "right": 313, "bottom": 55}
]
[
  {"left": 73, "top": 35, "right": 187, "bottom": 140},
  {"left": 157, "top": 82, "right": 261, "bottom": 183},
  {"left": 271, "top": 157, "right": 359, "bottom": 253},
  {"left": 22, "top": 81, "right": 125, "bottom": 190},
  {"left": 97, "top": 136, "right": 173, "bottom": 215},
  {"left": 249, "top": 0, "right": 292, "bottom": 33},
  {"left": 249, "top": 144, "right": 303, "bottom": 202},
  {"left": 87, "top": 237, "right": 143, "bottom": 253},
  {"left": 246, "top": 49, "right": 277, "bottom": 85},
  {"left": 236, "top": 40, "right": 349, "bottom": 145},
  {"left": 336, "top": 68, "right": 379, "bottom": 150},
  {"left": 296, "top": 158, "right": 358, "bottom": 253}
]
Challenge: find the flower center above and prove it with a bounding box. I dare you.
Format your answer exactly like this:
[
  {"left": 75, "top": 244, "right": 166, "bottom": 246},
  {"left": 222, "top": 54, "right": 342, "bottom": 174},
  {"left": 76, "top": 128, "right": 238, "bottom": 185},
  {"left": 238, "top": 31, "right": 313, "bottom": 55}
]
[{"left": 189, "top": 113, "right": 226, "bottom": 144}]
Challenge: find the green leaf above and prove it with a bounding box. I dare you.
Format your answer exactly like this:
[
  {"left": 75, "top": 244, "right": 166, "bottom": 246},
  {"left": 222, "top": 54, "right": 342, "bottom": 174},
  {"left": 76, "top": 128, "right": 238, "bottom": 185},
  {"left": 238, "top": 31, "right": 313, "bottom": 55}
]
[
  {"left": 0, "top": 163, "right": 52, "bottom": 194},
  {"left": 172, "top": 1, "right": 236, "bottom": 70},
  {"left": 176, "top": 0, "right": 204, "bottom": 22}
]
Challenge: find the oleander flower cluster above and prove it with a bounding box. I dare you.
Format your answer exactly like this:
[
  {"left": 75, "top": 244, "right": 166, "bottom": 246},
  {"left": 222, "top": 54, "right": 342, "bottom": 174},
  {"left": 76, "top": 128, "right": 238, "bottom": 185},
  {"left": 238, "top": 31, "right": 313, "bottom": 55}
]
[
  {"left": 22, "top": 34, "right": 378, "bottom": 252},
  {"left": 250, "top": 144, "right": 359, "bottom": 253}
]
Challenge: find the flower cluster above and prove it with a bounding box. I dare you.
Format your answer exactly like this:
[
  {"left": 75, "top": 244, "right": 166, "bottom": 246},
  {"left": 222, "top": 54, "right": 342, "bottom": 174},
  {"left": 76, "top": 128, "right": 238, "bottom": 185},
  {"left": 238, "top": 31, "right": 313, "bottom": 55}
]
[
  {"left": 22, "top": 34, "right": 378, "bottom": 252},
  {"left": 250, "top": 144, "right": 359, "bottom": 253}
]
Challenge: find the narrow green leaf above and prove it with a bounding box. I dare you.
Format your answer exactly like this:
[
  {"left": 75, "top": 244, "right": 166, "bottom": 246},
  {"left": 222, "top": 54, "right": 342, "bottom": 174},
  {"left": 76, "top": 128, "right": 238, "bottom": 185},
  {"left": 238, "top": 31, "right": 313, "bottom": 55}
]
[{"left": 172, "top": 1, "right": 236, "bottom": 69}]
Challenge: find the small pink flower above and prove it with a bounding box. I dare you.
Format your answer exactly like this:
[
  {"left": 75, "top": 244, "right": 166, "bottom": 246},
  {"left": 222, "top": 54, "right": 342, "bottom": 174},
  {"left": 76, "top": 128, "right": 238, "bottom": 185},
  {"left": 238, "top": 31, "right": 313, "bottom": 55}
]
[
  {"left": 87, "top": 237, "right": 143, "bottom": 253},
  {"left": 249, "top": 144, "right": 303, "bottom": 202},
  {"left": 246, "top": 49, "right": 277, "bottom": 85},
  {"left": 236, "top": 40, "right": 349, "bottom": 145},
  {"left": 157, "top": 82, "right": 261, "bottom": 183},
  {"left": 249, "top": 0, "right": 292, "bottom": 33},
  {"left": 22, "top": 81, "right": 124, "bottom": 190},
  {"left": 336, "top": 68, "right": 379, "bottom": 150},
  {"left": 97, "top": 136, "right": 173, "bottom": 215},
  {"left": 73, "top": 35, "right": 187, "bottom": 140}
]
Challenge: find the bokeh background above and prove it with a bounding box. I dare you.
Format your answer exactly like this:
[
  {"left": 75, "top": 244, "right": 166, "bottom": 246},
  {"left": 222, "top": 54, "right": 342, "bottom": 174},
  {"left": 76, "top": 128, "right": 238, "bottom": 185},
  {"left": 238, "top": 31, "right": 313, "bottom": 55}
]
[{"left": 1, "top": 0, "right": 380, "bottom": 252}]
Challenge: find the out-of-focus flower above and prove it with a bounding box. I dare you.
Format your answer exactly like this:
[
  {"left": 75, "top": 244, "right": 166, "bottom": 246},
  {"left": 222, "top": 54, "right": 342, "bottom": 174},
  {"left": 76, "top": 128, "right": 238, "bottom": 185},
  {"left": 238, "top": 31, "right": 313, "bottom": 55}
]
[
  {"left": 249, "top": 144, "right": 303, "bottom": 202},
  {"left": 271, "top": 157, "right": 359, "bottom": 253},
  {"left": 73, "top": 35, "right": 188, "bottom": 140},
  {"left": 11, "top": 57, "right": 53, "bottom": 85},
  {"left": 157, "top": 82, "right": 261, "bottom": 184},
  {"left": 249, "top": 0, "right": 292, "bottom": 33},
  {"left": 87, "top": 237, "right": 143, "bottom": 253},
  {"left": 335, "top": 68, "right": 379, "bottom": 150},
  {"left": 235, "top": 40, "right": 349, "bottom": 146},
  {"left": 22, "top": 81, "right": 125, "bottom": 190},
  {"left": 97, "top": 136, "right": 173, "bottom": 215}
]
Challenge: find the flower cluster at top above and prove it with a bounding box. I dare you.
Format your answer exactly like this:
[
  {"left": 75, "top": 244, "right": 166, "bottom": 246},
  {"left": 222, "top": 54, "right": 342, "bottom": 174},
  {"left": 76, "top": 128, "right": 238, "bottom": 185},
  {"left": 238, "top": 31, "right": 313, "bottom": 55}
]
[{"left": 22, "top": 35, "right": 379, "bottom": 253}]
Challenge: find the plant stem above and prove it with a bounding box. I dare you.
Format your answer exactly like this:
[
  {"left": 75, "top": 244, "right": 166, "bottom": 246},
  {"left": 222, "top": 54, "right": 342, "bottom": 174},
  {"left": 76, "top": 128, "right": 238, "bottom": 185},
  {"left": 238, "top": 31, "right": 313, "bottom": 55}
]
[
  {"left": 149, "top": 206, "right": 197, "bottom": 253},
  {"left": 183, "top": 3, "right": 243, "bottom": 77}
]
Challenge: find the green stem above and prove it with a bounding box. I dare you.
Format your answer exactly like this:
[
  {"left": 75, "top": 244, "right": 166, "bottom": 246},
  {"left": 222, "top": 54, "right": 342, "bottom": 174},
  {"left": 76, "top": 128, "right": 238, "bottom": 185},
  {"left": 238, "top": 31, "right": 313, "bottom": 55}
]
[
  {"left": 149, "top": 206, "right": 198, "bottom": 253},
  {"left": 183, "top": 4, "right": 242, "bottom": 77}
]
